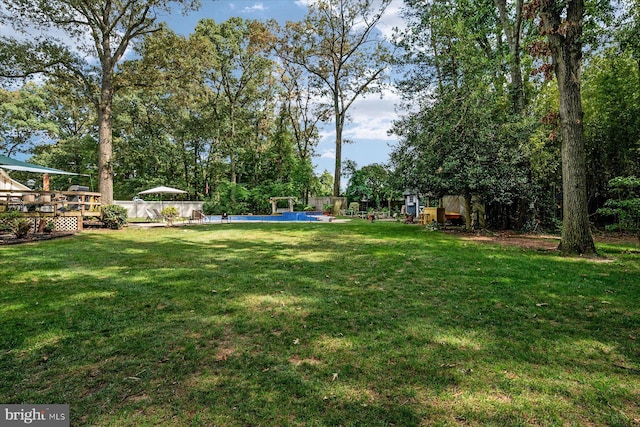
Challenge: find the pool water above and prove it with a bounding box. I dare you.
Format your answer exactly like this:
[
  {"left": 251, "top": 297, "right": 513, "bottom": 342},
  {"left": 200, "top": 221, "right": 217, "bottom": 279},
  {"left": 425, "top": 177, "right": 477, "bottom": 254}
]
[{"left": 204, "top": 211, "right": 326, "bottom": 222}]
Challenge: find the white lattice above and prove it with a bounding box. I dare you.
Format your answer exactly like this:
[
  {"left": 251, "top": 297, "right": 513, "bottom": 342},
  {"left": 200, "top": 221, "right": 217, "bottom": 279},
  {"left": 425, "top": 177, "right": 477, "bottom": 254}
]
[
  {"left": 34, "top": 216, "right": 79, "bottom": 232},
  {"left": 55, "top": 216, "right": 78, "bottom": 231}
]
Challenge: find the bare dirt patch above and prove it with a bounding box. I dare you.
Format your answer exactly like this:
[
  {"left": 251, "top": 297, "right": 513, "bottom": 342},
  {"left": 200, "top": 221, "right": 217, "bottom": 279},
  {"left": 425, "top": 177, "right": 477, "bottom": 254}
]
[
  {"left": 454, "top": 231, "right": 638, "bottom": 253},
  {"left": 459, "top": 232, "right": 561, "bottom": 252},
  {"left": 288, "top": 355, "right": 323, "bottom": 367}
]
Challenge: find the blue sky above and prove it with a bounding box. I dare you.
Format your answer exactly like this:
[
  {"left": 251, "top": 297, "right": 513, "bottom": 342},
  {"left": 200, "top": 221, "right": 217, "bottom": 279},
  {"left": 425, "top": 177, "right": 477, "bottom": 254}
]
[{"left": 159, "top": 0, "right": 405, "bottom": 177}]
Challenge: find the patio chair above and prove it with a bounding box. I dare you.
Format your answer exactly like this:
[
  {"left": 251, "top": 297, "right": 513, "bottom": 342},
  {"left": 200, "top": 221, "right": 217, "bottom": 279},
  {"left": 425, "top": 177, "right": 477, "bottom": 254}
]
[
  {"left": 145, "top": 208, "right": 163, "bottom": 222},
  {"left": 189, "top": 209, "right": 205, "bottom": 224}
]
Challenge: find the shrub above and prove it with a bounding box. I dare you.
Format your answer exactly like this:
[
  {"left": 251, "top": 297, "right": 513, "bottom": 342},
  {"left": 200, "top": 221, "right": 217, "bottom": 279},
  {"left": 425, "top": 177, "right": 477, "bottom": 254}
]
[
  {"left": 0, "top": 211, "right": 19, "bottom": 232},
  {"left": 0, "top": 211, "right": 32, "bottom": 238},
  {"left": 202, "top": 200, "right": 217, "bottom": 216},
  {"left": 13, "top": 219, "right": 32, "bottom": 238},
  {"left": 44, "top": 220, "right": 55, "bottom": 233},
  {"left": 597, "top": 176, "right": 640, "bottom": 242},
  {"left": 101, "top": 204, "right": 128, "bottom": 229},
  {"left": 204, "top": 181, "right": 251, "bottom": 215},
  {"left": 160, "top": 206, "right": 179, "bottom": 225}
]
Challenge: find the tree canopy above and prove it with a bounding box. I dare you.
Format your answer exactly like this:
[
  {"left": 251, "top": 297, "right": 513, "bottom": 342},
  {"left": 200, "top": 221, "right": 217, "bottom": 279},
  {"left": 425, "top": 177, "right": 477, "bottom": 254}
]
[
  {"left": 276, "top": 0, "right": 393, "bottom": 196},
  {"left": 0, "top": 0, "right": 200, "bottom": 204},
  {"left": 0, "top": 0, "right": 637, "bottom": 241}
]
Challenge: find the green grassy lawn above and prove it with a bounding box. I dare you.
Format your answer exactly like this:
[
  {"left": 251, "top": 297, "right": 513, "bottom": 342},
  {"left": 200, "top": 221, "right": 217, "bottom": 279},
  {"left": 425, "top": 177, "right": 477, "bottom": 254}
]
[{"left": 1, "top": 221, "right": 639, "bottom": 426}]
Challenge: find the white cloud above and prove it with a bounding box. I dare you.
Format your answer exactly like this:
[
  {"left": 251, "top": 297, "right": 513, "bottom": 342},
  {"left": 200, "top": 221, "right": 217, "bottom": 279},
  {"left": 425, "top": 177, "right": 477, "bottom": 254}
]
[
  {"left": 242, "top": 3, "right": 266, "bottom": 13},
  {"left": 377, "top": 0, "right": 405, "bottom": 40},
  {"left": 343, "top": 87, "right": 400, "bottom": 142},
  {"left": 291, "top": 0, "right": 404, "bottom": 41},
  {"left": 320, "top": 148, "right": 336, "bottom": 159}
]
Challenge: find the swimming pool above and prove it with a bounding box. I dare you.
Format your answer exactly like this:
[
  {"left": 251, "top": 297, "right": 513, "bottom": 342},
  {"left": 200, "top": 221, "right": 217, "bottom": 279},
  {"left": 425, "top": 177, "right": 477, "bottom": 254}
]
[{"left": 204, "top": 211, "right": 330, "bottom": 222}]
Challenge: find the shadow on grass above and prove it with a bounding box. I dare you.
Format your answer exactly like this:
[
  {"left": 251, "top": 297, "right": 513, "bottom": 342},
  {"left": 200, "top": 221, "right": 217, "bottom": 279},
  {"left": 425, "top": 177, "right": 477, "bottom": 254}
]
[{"left": 1, "top": 222, "right": 639, "bottom": 425}]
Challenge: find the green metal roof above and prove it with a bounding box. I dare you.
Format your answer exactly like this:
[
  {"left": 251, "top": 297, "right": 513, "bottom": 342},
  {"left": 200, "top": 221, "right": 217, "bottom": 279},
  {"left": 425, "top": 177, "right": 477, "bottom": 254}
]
[{"left": 0, "top": 154, "right": 78, "bottom": 175}]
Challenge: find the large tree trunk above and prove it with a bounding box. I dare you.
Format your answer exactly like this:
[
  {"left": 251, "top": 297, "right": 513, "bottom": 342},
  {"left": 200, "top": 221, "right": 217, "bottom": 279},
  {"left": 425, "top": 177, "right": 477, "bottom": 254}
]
[
  {"left": 541, "top": 0, "right": 595, "bottom": 255},
  {"left": 230, "top": 108, "right": 237, "bottom": 184},
  {"left": 333, "top": 90, "right": 344, "bottom": 197},
  {"left": 463, "top": 193, "right": 473, "bottom": 231},
  {"left": 98, "top": 65, "right": 114, "bottom": 205},
  {"left": 495, "top": 0, "right": 525, "bottom": 114},
  {"left": 558, "top": 76, "right": 595, "bottom": 254},
  {"left": 333, "top": 121, "right": 342, "bottom": 197}
]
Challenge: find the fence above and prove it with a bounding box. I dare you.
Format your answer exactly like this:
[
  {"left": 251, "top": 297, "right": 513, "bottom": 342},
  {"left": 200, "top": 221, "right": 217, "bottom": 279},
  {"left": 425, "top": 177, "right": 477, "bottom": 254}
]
[
  {"left": 117, "top": 198, "right": 347, "bottom": 219},
  {"left": 116, "top": 200, "right": 204, "bottom": 219},
  {"left": 307, "top": 197, "right": 347, "bottom": 211}
]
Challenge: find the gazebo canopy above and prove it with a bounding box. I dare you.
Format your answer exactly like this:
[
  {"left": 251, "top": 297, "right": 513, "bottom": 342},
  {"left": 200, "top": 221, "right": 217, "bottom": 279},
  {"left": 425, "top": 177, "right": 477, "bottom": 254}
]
[{"left": 0, "top": 154, "right": 78, "bottom": 175}]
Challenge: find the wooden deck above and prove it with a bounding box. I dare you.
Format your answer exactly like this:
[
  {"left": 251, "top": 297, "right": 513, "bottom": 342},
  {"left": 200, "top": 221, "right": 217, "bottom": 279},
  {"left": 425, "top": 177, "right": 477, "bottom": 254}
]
[{"left": 0, "top": 190, "right": 102, "bottom": 231}]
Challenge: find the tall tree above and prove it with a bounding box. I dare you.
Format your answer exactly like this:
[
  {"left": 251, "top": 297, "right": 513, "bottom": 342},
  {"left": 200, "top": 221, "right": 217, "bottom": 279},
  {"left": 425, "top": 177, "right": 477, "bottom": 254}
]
[
  {"left": 0, "top": 83, "right": 58, "bottom": 156},
  {"left": 346, "top": 163, "right": 393, "bottom": 210},
  {"left": 526, "top": 0, "right": 596, "bottom": 254},
  {"left": 618, "top": 0, "right": 640, "bottom": 74},
  {"left": 392, "top": 0, "right": 535, "bottom": 230},
  {"left": 195, "top": 18, "right": 275, "bottom": 185},
  {"left": 391, "top": 89, "right": 530, "bottom": 230},
  {"left": 278, "top": 0, "right": 392, "bottom": 196},
  {"left": 0, "top": 0, "right": 200, "bottom": 204},
  {"left": 276, "top": 59, "right": 324, "bottom": 202},
  {"left": 118, "top": 26, "right": 217, "bottom": 198},
  {"left": 494, "top": 0, "right": 527, "bottom": 114},
  {"left": 30, "top": 79, "right": 99, "bottom": 190},
  {"left": 582, "top": 49, "right": 640, "bottom": 210}
]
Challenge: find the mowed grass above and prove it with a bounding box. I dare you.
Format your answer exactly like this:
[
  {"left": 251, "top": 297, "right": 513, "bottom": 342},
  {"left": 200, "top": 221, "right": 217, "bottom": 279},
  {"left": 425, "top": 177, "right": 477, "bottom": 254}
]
[{"left": 1, "top": 221, "right": 639, "bottom": 426}]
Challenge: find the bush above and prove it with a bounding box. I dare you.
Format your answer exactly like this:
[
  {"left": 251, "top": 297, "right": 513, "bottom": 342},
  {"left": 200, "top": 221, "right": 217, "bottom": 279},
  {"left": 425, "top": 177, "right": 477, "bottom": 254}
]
[
  {"left": 160, "top": 206, "right": 179, "bottom": 225},
  {"left": 202, "top": 199, "right": 217, "bottom": 216},
  {"left": 13, "top": 219, "right": 31, "bottom": 238},
  {"left": 44, "top": 220, "right": 55, "bottom": 233},
  {"left": 597, "top": 176, "right": 640, "bottom": 242},
  {"left": 0, "top": 211, "right": 32, "bottom": 238},
  {"left": 204, "top": 180, "right": 303, "bottom": 215},
  {"left": 101, "top": 204, "right": 128, "bottom": 229},
  {"left": 203, "top": 182, "right": 251, "bottom": 215},
  {"left": 0, "top": 211, "right": 18, "bottom": 232}
]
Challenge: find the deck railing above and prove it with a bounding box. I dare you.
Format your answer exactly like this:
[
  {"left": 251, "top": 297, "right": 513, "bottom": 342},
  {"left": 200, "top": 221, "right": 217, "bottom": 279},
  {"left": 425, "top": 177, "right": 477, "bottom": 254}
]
[{"left": 0, "top": 189, "right": 102, "bottom": 217}]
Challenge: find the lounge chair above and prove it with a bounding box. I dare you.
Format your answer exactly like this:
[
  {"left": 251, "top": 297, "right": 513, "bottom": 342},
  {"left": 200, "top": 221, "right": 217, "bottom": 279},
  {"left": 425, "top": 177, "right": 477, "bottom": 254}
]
[
  {"left": 145, "top": 208, "right": 163, "bottom": 222},
  {"left": 189, "top": 209, "right": 206, "bottom": 224}
]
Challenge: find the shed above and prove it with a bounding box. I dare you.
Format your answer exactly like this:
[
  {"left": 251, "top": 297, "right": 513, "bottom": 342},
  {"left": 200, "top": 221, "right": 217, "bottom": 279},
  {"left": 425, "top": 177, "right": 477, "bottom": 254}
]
[{"left": 403, "top": 190, "right": 421, "bottom": 216}]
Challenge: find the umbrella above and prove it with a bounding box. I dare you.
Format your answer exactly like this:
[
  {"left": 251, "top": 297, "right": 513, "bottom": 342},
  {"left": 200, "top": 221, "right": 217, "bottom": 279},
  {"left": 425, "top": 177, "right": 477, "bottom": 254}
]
[
  {"left": 138, "top": 185, "right": 188, "bottom": 195},
  {"left": 137, "top": 186, "right": 188, "bottom": 214}
]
